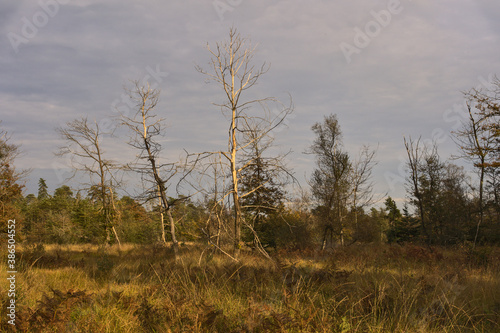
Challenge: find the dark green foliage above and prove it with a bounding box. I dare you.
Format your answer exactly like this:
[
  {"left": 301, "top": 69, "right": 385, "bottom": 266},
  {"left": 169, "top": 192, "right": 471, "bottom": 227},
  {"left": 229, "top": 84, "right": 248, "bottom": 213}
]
[
  {"left": 72, "top": 196, "right": 103, "bottom": 243},
  {"left": 37, "top": 178, "right": 49, "bottom": 200},
  {"left": 238, "top": 120, "right": 291, "bottom": 251},
  {"left": 386, "top": 203, "right": 420, "bottom": 244},
  {"left": 385, "top": 197, "right": 402, "bottom": 224},
  {"left": 354, "top": 208, "right": 385, "bottom": 243},
  {"left": 117, "top": 196, "right": 158, "bottom": 244},
  {"left": 170, "top": 196, "right": 205, "bottom": 242},
  {"left": 384, "top": 198, "right": 419, "bottom": 244},
  {"left": 239, "top": 156, "right": 285, "bottom": 221},
  {"left": 21, "top": 186, "right": 85, "bottom": 244},
  {"left": 417, "top": 159, "right": 470, "bottom": 244},
  {"left": 21, "top": 186, "right": 162, "bottom": 245},
  {"left": 270, "top": 210, "right": 314, "bottom": 250}
]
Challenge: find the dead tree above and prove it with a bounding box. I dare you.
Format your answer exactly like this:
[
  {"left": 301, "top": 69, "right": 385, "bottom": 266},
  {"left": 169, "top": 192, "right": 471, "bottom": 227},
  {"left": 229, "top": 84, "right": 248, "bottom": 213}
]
[
  {"left": 202, "top": 155, "right": 230, "bottom": 250},
  {"left": 350, "top": 145, "right": 377, "bottom": 238},
  {"left": 196, "top": 27, "right": 293, "bottom": 258},
  {"left": 56, "top": 118, "right": 121, "bottom": 247},
  {"left": 120, "top": 82, "right": 181, "bottom": 260},
  {"left": 452, "top": 79, "right": 500, "bottom": 247},
  {"left": 453, "top": 103, "right": 496, "bottom": 248},
  {"left": 404, "top": 136, "right": 429, "bottom": 243}
]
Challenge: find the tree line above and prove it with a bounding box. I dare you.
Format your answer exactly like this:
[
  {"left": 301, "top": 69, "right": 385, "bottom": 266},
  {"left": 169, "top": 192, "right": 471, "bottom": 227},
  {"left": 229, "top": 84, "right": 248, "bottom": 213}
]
[{"left": 1, "top": 28, "right": 499, "bottom": 259}]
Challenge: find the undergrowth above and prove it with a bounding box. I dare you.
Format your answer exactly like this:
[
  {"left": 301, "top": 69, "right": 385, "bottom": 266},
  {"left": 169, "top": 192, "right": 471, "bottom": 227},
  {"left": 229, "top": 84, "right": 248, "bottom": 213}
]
[{"left": 0, "top": 243, "right": 498, "bottom": 332}]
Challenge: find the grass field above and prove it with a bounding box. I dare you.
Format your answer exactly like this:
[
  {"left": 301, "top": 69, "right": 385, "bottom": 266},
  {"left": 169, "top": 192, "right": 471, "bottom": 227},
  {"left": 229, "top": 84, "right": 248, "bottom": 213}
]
[{"left": 1, "top": 243, "right": 499, "bottom": 332}]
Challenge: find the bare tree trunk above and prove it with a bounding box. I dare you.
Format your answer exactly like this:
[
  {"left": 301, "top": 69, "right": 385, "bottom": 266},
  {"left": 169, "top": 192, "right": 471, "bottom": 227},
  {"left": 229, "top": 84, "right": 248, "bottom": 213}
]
[
  {"left": 166, "top": 209, "right": 179, "bottom": 258},
  {"left": 231, "top": 132, "right": 241, "bottom": 258},
  {"left": 232, "top": 203, "right": 242, "bottom": 256},
  {"left": 338, "top": 199, "right": 344, "bottom": 246},
  {"left": 108, "top": 186, "right": 122, "bottom": 249},
  {"left": 160, "top": 212, "right": 166, "bottom": 244},
  {"left": 157, "top": 185, "right": 167, "bottom": 245},
  {"left": 216, "top": 214, "right": 222, "bottom": 249},
  {"left": 231, "top": 157, "right": 242, "bottom": 257},
  {"left": 229, "top": 41, "right": 242, "bottom": 258},
  {"left": 453, "top": 94, "right": 498, "bottom": 248},
  {"left": 474, "top": 161, "right": 485, "bottom": 249},
  {"left": 120, "top": 82, "right": 191, "bottom": 260},
  {"left": 112, "top": 226, "right": 121, "bottom": 248},
  {"left": 148, "top": 147, "right": 179, "bottom": 259},
  {"left": 351, "top": 146, "right": 377, "bottom": 240},
  {"left": 196, "top": 27, "right": 292, "bottom": 260},
  {"left": 353, "top": 205, "right": 359, "bottom": 239},
  {"left": 56, "top": 118, "right": 122, "bottom": 249},
  {"left": 469, "top": 106, "right": 486, "bottom": 250},
  {"left": 404, "top": 137, "right": 429, "bottom": 243},
  {"left": 321, "top": 226, "right": 329, "bottom": 250},
  {"left": 96, "top": 135, "right": 113, "bottom": 245}
]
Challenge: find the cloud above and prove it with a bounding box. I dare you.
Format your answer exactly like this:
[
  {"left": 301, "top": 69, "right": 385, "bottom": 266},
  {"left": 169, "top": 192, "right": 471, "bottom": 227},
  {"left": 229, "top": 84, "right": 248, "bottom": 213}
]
[{"left": 1, "top": 0, "right": 499, "bottom": 203}]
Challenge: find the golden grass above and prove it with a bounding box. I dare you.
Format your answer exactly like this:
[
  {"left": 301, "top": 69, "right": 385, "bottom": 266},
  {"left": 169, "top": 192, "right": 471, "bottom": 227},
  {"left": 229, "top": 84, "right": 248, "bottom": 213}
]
[{"left": 1, "top": 243, "right": 499, "bottom": 332}]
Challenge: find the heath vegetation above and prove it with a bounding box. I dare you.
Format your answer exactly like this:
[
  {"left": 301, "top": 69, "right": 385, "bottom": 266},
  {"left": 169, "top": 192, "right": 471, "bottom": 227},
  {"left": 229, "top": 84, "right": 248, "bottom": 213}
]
[{"left": 1, "top": 29, "right": 499, "bottom": 332}]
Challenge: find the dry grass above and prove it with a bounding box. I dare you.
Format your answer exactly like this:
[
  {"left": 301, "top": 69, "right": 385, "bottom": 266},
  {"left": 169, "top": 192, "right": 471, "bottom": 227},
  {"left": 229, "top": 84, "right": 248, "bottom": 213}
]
[{"left": 1, "top": 243, "right": 499, "bottom": 332}]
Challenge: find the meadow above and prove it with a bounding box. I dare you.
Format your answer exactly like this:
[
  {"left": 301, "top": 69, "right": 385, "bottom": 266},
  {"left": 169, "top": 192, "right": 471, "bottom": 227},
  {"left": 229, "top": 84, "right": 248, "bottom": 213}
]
[{"left": 1, "top": 243, "right": 499, "bottom": 332}]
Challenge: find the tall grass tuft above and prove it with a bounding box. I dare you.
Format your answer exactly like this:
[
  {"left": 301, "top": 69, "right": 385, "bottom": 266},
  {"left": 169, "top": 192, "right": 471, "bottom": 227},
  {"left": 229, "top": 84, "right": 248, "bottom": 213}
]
[{"left": 0, "top": 243, "right": 498, "bottom": 332}]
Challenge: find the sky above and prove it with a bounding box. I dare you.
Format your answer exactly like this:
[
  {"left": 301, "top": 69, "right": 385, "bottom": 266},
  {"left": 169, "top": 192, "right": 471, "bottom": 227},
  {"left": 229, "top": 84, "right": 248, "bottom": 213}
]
[{"left": 2, "top": 0, "right": 500, "bottom": 207}]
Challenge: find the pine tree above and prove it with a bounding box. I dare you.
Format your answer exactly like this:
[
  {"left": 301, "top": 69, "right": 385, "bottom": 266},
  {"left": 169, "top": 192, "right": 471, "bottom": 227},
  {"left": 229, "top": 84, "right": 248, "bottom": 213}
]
[
  {"left": 37, "top": 178, "right": 49, "bottom": 200},
  {"left": 239, "top": 150, "right": 286, "bottom": 248}
]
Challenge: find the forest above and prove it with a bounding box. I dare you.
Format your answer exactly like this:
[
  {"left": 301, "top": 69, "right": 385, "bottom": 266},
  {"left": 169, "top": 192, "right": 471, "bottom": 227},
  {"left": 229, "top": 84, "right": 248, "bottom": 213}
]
[{"left": 1, "top": 28, "right": 500, "bottom": 332}]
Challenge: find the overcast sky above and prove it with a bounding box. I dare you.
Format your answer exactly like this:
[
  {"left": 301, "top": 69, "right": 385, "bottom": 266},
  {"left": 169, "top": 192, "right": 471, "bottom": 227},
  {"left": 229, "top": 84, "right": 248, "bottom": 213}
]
[{"left": 2, "top": 0, "right": 500, "bottom": 206}]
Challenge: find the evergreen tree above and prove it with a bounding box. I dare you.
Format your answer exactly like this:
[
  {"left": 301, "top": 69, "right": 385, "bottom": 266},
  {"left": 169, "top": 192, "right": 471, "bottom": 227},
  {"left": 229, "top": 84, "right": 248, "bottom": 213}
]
[
  {"left": 116, "top": 196, "right": 157, "bottom": 244},
  {"left": 239, "top": 150, "right": 286, "bottom": 249},
  {"left": 384, "top": 197, "right": 402, "bottom": 226},
  {"left": 386, "top": 202, "right": 419, "bottom": 243},
  {"left": 37, "top": 178, "right": 49, "bottom": 200}
]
